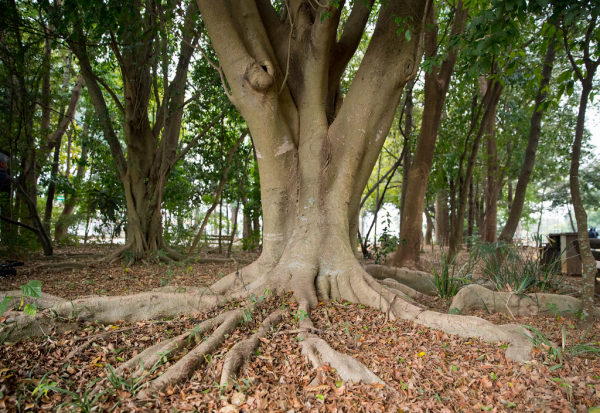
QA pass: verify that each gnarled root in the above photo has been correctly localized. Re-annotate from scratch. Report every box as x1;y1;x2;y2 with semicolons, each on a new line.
300;337;385;385
295;300;386;386
1;311;80;342
450;284;600;318
0;289;252;342
364;278;534;362
364;264;437;295
137;308;244;398
220;309;284;386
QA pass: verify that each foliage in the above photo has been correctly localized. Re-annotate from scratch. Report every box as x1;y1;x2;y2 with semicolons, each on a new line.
0;280;43;317
471;241;564;294
432;253;475;300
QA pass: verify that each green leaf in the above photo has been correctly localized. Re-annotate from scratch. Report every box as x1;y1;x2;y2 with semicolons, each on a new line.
317;394;325;401
23;304;37;317
21;280;42;298
405;30;412;42
0;297;11;316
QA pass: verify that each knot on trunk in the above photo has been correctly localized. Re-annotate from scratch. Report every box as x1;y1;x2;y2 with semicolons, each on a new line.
245;60;275;93
401;57;416;82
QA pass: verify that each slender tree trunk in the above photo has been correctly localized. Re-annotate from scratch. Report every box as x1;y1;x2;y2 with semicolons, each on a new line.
468;179;474;238
391;1;468;267
188;131;248;254
569;80;597;328
399;80;414;224
567;207;576;233
55;144;88;240
43;142;61;233
424;208;433;246
449;80;503;258
483;86;501;243
536;186;546;247
499;38;556;243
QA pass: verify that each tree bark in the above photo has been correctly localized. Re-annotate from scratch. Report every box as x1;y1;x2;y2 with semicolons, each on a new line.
399;80;414;224
568;79;597;328
483;84;501;243
391;1;468;267
198;0;427;301
467;179;474;238
498;38;556;243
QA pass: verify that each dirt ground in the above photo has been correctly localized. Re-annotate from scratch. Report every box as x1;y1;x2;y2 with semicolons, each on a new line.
0;245;599;412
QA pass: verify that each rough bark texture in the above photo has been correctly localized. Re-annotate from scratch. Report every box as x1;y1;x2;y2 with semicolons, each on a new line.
391;1;468;267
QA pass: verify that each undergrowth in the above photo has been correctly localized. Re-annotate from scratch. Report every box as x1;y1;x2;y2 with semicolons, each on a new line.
471;240;564;294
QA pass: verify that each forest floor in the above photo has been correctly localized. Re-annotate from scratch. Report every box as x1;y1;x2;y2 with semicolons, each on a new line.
0;245;599;412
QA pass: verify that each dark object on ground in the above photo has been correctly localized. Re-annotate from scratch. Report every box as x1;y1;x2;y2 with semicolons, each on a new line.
0;260;24;278
590;227;599;239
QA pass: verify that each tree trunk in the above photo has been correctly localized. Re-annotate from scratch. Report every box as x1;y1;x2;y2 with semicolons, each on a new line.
467;179;474;238
391;1;468;267
399;80;414;224
65;1;203;261
498;38;556;243
483;85;501;243
424;208;433;246
434;190;450;247
569;80;597;328
449;80;503;258
55;144;88;241
43;142;61;234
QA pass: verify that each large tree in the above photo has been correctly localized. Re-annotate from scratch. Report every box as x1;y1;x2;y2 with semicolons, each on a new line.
49;0;222;260
1;0;533;395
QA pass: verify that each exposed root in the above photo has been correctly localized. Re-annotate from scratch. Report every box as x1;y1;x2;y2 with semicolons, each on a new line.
364;264;437;295
1;311;80;342
378;278;429;301
192;257;254;265
300;337;385;385
1;289;253;341
137;308;244;398
450;284;600;318
30;261;90;272
0;291;63;311
295;300;386;386
220;309;284;386
382;288;533;362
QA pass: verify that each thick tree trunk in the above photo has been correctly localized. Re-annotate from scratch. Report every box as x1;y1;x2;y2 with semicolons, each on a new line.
498;39;556;243
391;1;468;267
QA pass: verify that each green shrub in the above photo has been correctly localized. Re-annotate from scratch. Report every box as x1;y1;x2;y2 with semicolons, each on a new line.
471;241;564;294
432;253;474;299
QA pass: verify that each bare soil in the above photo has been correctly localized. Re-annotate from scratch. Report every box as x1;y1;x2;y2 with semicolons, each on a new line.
0;246;599;412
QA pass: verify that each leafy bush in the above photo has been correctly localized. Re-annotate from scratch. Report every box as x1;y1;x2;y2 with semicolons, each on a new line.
373;226;398;264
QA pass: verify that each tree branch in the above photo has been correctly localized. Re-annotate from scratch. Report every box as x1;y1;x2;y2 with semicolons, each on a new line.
0;215;38;233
